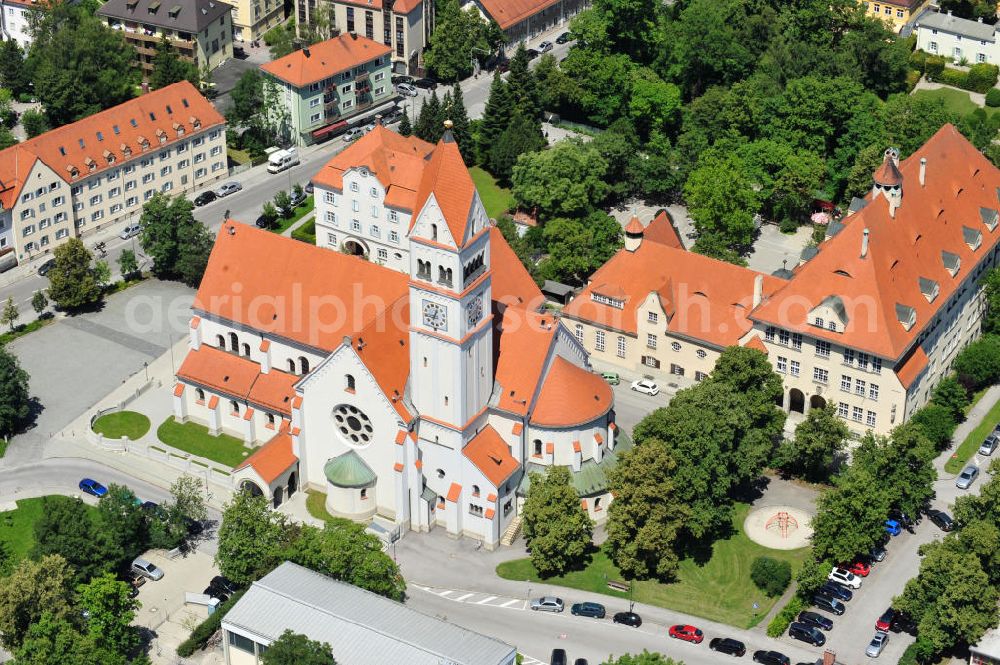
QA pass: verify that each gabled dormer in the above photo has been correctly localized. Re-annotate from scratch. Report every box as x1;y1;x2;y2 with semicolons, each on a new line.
918;277;939;303
809;295;849;333
895;303;917;331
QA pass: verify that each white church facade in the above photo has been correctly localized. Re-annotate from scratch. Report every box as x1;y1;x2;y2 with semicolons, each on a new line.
171;126;622;548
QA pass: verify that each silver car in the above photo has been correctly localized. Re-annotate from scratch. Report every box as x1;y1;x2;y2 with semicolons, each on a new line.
866;632;889;658
343;128;365;142
956;464;979;489
396;83;417;97
214;181;242;197
530;596;564;612
131;557;164;581
979;433;999;456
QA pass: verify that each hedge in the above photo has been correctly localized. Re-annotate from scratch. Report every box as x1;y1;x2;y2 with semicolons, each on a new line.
176;590;246;657
906;69;921;93
929;63;1000;94
766;596;805;638
925;55;946;78
909;49;928;73
987;88;1000;107
967;63;1000;93
751;556;793;597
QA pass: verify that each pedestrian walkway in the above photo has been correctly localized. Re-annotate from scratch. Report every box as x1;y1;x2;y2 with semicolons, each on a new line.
936;384;1000;476
281;213;315;238
412;584;528;611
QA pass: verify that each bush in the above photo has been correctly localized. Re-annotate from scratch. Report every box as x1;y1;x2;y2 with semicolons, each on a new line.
176;590;245;657
967;63;999;93
766;596;805;637
938;67;969;88
778;218;798;234
909;49;928;73
925;55;946;79
987;88;1000;107
909;404;958;449
751;556;793;597
954;334;1000;391
905;69;922;93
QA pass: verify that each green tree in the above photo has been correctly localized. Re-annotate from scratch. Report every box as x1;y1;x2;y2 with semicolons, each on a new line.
46;238;102;309
228;70;264;128
628;67;681;137
488;111;545;184
150;37;199;88
684;152;759;263
937;0;997;20
423;0;489;81
810;467;889;562
31;496;110;585
139;192;214;287
795;557;833;598
908;404;957;450
511;140;610;220
216;490;292;586
0;40;30;96
20;110;49;138
606;438;690;581
953;334;1000;391
521;466;593;577
14;612;126;665
93;259;111;290
414;90;443;143
931;375;970;422
398;111;412;137
30;290;48;318
274;190;294;219
750;556;792;597
445;82;473;163
507;44;541;120
97;484;149;567
0;555;75;649
77;573;140;655
261;630;334;665
478;73;513;165
1;296;18;332
0;346;30;438
118;249;139;279
775;404;848;481
536;211;621;285
601;652;683;665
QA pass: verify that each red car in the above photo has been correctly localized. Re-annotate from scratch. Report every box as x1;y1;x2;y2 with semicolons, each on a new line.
876;608;896;632
669;624;705;644
841;560;871;577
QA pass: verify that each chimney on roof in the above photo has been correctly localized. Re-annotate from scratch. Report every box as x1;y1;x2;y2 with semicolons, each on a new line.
919;157;927;186
872;147;902;211
752;274;763;309
303;46;310;57
350;31;357;39
861;228;870;258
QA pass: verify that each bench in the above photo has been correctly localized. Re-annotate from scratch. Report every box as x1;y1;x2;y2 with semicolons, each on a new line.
607;580;630;592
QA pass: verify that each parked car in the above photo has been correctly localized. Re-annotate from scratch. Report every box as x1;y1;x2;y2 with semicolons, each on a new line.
289;188;307;207
119;223;141;240
752;651;790;665
214;181;242;197
875;608;896;632
555;31;571;44
194;190;217;206
869;545;887;562
979;433;999;456
884;519;901;536
797;611;834;631
841;560;871;577
531;596;564;612
131;557;163;581
255;213;275;229
525;48;540;60
956;464;979;489
570;602;606;618
37;258;56;276
538;40;554;52
203;575;238;601
551;649;568;665
812;593;846;616
866;632;889;658
888;508;916;529
573;660;588;665
304;182;314;194
396;83;418;97
630;378;659;396
612;611;642;627
819;581;853;602
828;567;862;589
788;622;826;647
668;624;704;644
708;638;746;657
391;74;414;85
381;108;404;125
890;611;917;634
413;77;438;89
601;371;620;385
343;128;365;142
926;508;954;532
78;478;108;498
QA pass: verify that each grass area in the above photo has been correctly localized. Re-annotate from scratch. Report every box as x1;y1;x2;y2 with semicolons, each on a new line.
156;417;254;468
945;394;1000;473
92;411;151;440
966;386;989;415
306;489;335;522
0;497;99;567
291;218;316;244
0;315;54;345
227;147;252;164
912;87;1000;118
470;166;514;219
496;503;810;629
0;438;7;458
270;196;315;234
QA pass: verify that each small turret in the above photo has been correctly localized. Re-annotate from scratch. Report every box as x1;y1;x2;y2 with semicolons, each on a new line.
624;215;644;252
872;147;903;215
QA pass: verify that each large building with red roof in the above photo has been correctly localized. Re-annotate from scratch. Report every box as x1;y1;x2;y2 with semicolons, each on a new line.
464;0;589;43
172;126;621;548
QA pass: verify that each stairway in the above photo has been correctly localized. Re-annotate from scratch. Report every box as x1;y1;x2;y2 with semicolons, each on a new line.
500;514;523;547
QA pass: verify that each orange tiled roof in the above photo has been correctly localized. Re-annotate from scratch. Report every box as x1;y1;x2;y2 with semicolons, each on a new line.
477;0;562;29
463;425;519;487
624;216;644;234
446;482;462;502
752;125;1000;360
874;153;903;187
896;346;928;389
412;136;478;246
177;345;298;415
311;125;434;212
235;430;297;483
260;34;391;88
489;226;544;310
530;356;612;428
564;239;781;346
194;221;408;352
643;210;682;249
354;297;412;422
743;334;767;354
494;308;559;416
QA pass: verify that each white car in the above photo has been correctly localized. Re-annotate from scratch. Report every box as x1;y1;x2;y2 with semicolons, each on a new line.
214;181;242;197
828;567;862;589
396;83;417;97
538;40;554;52
343;128;365;142
630;379;659;396
866;631;889;658
529;596;564;612
119;223;140;239
131;557;164;581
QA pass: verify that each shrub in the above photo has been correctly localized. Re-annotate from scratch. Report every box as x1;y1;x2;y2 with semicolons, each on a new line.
987;88;1000;107
905;69;922;93
909;49;928;73
751;556;793;597
925;55;946;79
779;218;798;234
766;596;805;637
967;63;999;93
939;67;969;88
176;590;245;657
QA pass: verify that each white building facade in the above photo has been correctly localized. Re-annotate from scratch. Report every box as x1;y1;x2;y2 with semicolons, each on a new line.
915;10;1000;64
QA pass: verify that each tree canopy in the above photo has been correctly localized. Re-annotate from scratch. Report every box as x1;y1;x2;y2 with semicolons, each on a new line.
0;346;31;438
261;630;335;665
139;192;214;286
46;238;102;310
522;466;593;577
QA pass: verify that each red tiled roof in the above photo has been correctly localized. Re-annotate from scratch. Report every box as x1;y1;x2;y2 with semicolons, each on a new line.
743;334;767;354
477;0;562;29
353;297;412;422
644;210;682;249
530;357;613;428
489;226;544;310
177;345;298;415
494;308;559;415
173;383;185;397
624;216;644;234
248;369;299;415
874;154;903;187
896;346;928;389
260;34;391;87
235;431;297;483
463;425;519;487
412;137;478;246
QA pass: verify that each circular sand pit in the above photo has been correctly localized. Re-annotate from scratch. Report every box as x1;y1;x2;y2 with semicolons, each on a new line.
744;505;813;550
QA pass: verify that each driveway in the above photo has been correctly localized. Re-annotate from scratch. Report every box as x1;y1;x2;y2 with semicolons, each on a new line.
746;224;812;275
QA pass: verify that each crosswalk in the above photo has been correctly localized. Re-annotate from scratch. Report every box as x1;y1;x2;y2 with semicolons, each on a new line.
412;584;528;611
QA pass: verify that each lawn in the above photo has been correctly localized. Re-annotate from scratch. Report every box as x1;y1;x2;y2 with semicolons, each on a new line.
945;394;1000;473
0;497;99;566
92;411;151;440
156;417;254;468
291;218;316;245
470;166;514;219
912;87;1000;118
270;196;315;235
306;489;335;522
0;316;54;345
496;503;810;629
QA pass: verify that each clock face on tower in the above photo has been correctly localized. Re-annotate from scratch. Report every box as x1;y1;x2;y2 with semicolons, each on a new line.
422;300;448;331
466;295;483;327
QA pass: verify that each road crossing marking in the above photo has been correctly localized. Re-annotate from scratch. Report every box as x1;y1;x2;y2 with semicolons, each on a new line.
476;596;497;604
413;584;525;611
454;593;474;601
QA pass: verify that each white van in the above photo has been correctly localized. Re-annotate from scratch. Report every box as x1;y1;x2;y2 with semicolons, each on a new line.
266;148;300;174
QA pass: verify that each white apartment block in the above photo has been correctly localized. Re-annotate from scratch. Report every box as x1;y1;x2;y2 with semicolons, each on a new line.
1;0;34;48
915;10;1000;64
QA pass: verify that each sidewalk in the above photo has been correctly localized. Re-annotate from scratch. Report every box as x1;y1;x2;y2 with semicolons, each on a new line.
935;384;1000;477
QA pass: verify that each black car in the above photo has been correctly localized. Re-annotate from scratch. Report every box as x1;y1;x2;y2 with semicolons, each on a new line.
927;508;954;532
203;575;238;601
812;593;845;616
255;214;274;229
290;189;307;207
391;74;414;85
525;48;540;60
550;649;567;665
819;581;853;602
570;601;606;618
753;650;790;665
891;610;918;634
381;108;403;125
194;191;217;206
555;31;571;44
888;508;916;530
612;611;642;627
37;258;56;276
573;660;588;665
797;610;834;631
413;77;438;89
304;182;314;194
788;622;826;647
709;637;746;657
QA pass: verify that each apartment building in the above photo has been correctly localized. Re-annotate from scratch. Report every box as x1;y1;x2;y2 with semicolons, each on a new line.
98;0;234;77
915;10;1000;64
1;0;33;48
0;81;227;264
860;0;927;32
260;33;395;146
465;0;588;44
295;0;430;74
217;0;281;41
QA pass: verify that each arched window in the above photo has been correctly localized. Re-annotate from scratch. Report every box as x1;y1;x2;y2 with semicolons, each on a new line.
346;374;356;391
430;223;438;241
299;356;309;374
241;343;250;356
230;400;239;415
533;439;542;456
360;488;368;500
195;388;205;402
229;332;238;351
216;334;225;347
287;359;296;373
266;413;275;427
472;484;480;497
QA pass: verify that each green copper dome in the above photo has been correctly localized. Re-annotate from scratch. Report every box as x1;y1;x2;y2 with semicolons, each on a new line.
324;451;377;489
